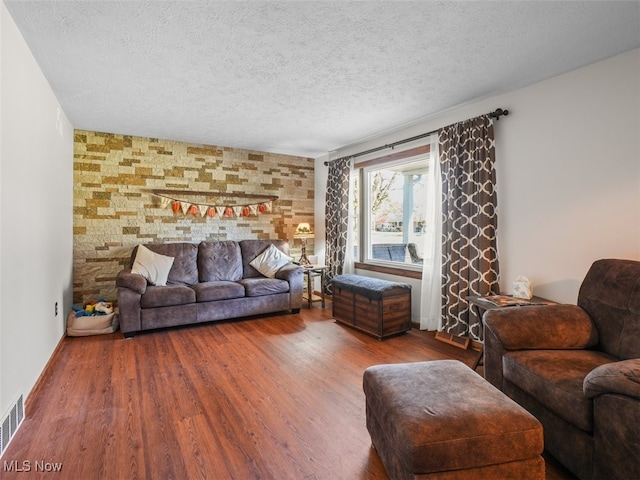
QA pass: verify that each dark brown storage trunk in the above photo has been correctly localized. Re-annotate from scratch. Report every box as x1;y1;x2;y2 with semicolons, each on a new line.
333;284;411;340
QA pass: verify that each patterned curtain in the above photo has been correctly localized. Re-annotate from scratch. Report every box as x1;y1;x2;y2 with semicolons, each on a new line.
324;157;352;294
439;115;500;341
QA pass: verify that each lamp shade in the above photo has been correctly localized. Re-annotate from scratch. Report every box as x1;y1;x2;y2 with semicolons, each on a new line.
294;223;314;238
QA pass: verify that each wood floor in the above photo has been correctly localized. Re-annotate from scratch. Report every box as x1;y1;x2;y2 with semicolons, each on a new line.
3;306;574;479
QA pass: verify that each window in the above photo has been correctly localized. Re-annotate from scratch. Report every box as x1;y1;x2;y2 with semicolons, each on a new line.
352;144;432;273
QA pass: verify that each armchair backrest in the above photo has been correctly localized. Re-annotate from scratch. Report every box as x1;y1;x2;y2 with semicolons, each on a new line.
577;259;640;360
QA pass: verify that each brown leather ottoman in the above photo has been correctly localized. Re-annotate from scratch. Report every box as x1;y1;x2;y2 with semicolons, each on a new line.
363;359;544;479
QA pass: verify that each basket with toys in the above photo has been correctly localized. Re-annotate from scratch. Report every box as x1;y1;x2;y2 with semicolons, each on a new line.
66;299;119;336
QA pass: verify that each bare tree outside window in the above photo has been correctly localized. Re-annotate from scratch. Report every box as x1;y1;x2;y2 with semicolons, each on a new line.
371;172;397;215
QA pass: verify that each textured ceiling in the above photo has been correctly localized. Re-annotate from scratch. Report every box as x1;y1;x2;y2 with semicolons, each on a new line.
5;1;640;158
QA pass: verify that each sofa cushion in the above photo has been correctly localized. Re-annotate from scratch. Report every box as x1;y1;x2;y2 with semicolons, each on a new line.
191;281;245;302
131;244;174;286
240;240;290;278
503;349;616;432
238;277;290;297
140;284;196;308
139;243;199;286
198;241;243;282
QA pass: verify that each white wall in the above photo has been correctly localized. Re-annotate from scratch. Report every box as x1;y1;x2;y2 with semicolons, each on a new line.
1;3;73;416
314;48;640;317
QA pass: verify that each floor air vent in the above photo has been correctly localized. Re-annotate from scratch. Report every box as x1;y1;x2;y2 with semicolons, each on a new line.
0;394;24;457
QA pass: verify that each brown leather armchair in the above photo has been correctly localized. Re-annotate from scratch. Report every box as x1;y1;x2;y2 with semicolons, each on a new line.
484;259;640;480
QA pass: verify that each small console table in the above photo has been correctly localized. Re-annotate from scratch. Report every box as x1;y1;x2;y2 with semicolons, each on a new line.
467;295;556;370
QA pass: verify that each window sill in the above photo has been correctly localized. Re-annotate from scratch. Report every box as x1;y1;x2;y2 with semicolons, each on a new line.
354;262;422;279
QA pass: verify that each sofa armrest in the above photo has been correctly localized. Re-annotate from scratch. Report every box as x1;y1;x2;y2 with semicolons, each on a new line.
116;269;147;295
275;263;304;310
484;304;598;350
275;263;303;282
116;269;145;336
584;359;640;399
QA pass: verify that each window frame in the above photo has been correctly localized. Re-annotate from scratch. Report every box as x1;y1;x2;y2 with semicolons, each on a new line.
352;143;432;278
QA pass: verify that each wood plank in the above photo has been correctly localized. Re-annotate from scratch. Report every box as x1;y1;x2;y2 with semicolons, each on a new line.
332;288;355;325
435;331;471;349
1;307;573;480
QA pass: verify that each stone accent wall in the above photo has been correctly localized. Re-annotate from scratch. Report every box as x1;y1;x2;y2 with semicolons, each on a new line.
73;130;314;305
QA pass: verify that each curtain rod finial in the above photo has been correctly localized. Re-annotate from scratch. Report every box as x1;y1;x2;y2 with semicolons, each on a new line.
489;108;509;120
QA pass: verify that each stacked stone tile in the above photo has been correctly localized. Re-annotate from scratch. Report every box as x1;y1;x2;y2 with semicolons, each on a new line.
74;130;314;305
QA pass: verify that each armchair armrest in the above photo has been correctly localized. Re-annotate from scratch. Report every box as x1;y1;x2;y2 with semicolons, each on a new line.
484;304;598;390
484;304;598;350
584;359;640;399
116;269;147;295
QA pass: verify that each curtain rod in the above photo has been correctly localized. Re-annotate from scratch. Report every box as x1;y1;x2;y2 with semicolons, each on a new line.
324;108;509;166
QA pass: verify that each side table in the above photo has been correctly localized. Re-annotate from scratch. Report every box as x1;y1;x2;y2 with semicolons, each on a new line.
467;295;556;370
302;265;329;308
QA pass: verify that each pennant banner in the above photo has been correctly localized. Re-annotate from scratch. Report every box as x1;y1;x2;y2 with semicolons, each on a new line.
155;194;275;220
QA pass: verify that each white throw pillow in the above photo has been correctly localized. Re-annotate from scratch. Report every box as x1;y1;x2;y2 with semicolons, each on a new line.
249;244;292;278
131;244;175;286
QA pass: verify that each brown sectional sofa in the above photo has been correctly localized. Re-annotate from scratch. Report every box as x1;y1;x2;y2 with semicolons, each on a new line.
116;239;303;337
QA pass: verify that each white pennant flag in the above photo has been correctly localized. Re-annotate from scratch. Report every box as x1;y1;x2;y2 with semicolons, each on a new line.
181;202;190;214
265;200;272;212
215;206;226;217
160;197;171;209
198;205;208;217
249;204;258;215
232;206;243;217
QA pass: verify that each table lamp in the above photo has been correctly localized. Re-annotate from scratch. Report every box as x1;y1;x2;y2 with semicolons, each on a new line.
294;223;315;266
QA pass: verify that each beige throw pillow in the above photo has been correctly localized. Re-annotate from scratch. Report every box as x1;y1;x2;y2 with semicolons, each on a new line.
131;244;174;286
249;244;292;278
